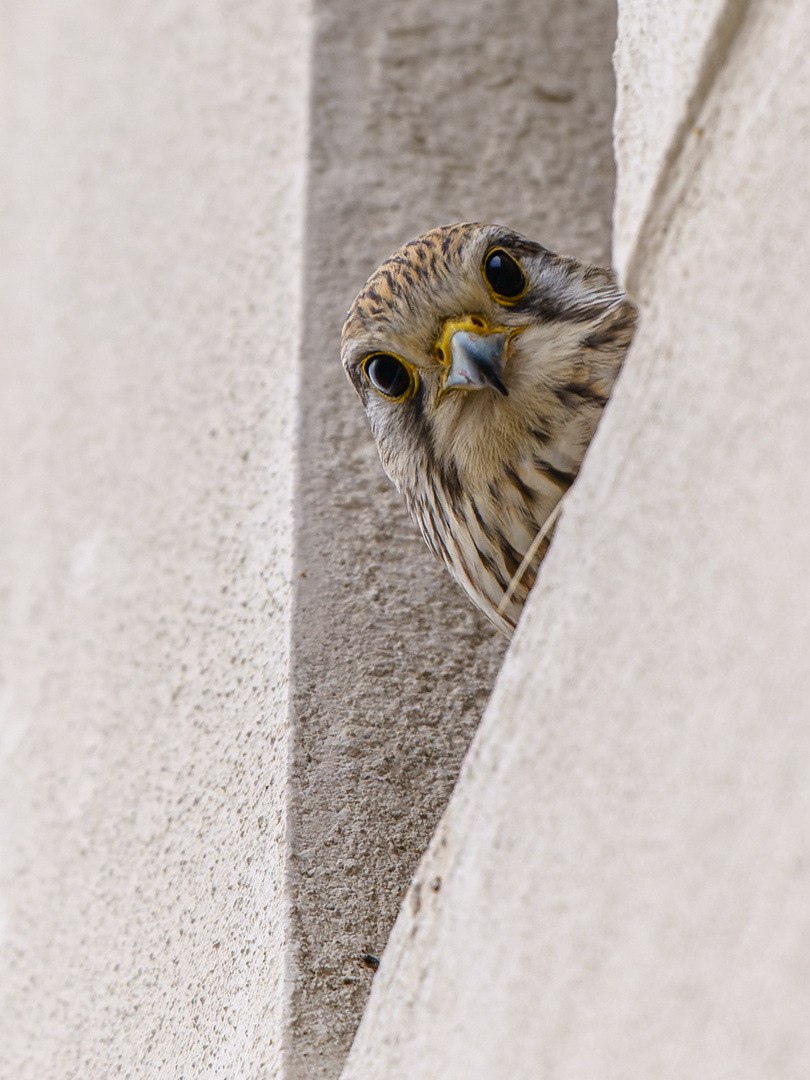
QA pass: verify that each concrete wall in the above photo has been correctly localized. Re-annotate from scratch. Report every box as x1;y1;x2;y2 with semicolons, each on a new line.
0;2;310;1076
0;0;618;1076
340;0;810;1077
6;0;804;1077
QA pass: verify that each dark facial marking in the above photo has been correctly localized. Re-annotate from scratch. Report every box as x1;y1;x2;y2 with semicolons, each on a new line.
438;460;464;513
582;308;636;350
531;456;577;488
469;496;497;542
472;540;509;593
495;532;523;580
504;464;537;505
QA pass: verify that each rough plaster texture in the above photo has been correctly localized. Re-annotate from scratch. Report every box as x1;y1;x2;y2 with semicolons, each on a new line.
612;0;738;275
341;0;810;1076
0;1;309;1076
287;1;619;1075
1;0;622;1074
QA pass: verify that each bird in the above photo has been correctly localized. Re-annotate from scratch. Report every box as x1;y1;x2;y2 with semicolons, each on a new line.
341;223;637;637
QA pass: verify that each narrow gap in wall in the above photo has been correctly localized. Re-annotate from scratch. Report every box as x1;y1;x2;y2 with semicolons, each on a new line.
285;1;620;1076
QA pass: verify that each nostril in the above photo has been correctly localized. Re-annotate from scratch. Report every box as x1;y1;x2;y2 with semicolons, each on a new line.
471;316;485;328
436;346;445;362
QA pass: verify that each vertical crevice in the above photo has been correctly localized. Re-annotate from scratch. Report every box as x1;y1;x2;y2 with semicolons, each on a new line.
285;1;619;1075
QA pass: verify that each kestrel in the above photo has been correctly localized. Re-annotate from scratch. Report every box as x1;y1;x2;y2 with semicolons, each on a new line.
342;223;636;636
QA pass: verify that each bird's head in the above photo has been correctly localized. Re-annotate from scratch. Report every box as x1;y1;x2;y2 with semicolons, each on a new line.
341;222;634;497
341;223;637;633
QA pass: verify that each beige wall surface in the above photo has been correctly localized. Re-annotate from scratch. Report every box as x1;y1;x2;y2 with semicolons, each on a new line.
6;0;806;1076
0;0;620;1075
341;0;810;1076
0;1;310;1076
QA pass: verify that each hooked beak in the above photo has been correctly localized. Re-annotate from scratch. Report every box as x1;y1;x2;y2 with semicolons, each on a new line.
436;317;515;398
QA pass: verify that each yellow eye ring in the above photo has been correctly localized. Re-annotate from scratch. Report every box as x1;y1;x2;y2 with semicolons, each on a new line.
482;247;528;304
363;352;418;401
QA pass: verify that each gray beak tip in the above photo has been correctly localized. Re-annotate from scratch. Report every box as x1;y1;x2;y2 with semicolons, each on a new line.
447;329;508;397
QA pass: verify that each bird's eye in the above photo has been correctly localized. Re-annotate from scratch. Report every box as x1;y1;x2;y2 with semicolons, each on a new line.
483;248;527;301
364;353;415;400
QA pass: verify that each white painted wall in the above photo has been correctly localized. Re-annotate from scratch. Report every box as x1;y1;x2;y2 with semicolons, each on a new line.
0;2;310;1075
340;0;810;1076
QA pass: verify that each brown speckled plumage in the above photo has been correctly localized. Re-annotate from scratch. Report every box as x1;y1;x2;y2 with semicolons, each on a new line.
342;223;636;636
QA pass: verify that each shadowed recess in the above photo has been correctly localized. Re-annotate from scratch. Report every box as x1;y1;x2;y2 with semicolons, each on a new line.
286;0;619;1075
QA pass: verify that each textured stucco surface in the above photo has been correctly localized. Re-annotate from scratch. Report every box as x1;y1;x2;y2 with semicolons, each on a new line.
1;0;622;1074
9;0;798;1075
341;0;810;1076
0;1;310;1076
287;1;619;1075
612;0;743;275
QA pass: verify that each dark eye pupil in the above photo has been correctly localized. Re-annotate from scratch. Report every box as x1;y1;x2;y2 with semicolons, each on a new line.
366;354;411;398
484;249;526;298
